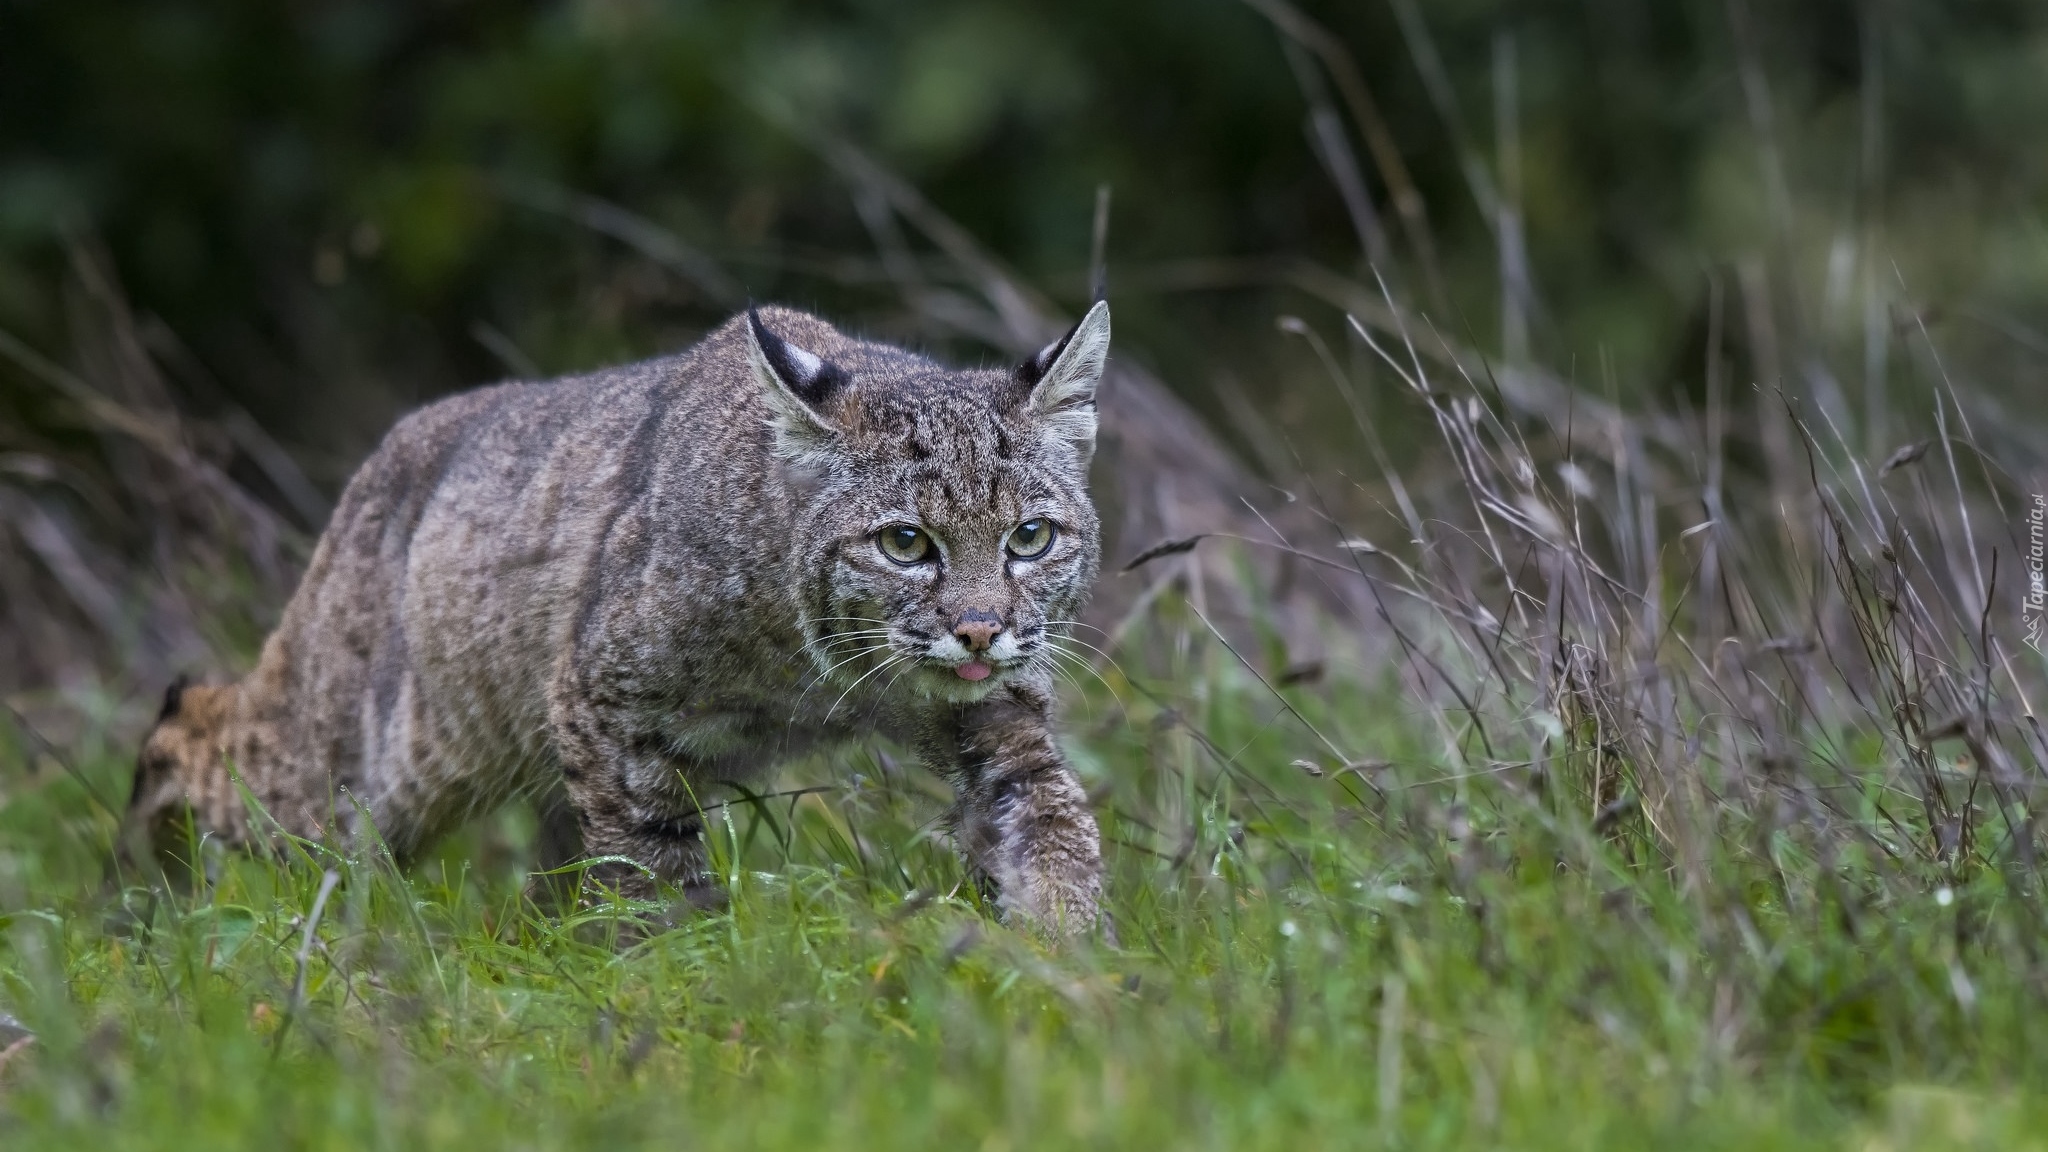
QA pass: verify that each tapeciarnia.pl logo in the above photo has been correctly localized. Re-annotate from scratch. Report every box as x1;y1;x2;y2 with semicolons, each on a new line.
2028;493;2046;653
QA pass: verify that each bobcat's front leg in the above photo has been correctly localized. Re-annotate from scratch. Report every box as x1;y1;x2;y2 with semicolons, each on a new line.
947;685;1104;937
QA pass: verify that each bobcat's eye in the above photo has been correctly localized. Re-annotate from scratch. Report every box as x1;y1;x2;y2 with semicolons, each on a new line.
877;524;933;565
1007;518;1055;560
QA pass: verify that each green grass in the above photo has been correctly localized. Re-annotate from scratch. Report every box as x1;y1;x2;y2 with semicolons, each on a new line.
3;627;2044;1152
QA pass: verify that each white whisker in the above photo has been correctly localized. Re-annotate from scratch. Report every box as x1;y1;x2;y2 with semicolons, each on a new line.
1044;639;1131;712
1042;657;1086;697
788;642;895;722
816;643;889;675
1047;632;1136;683
875;656;922;701
813;631;895;650
825;651;914;721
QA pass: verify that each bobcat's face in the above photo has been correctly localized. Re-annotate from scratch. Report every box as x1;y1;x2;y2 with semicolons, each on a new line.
805;401;1099;703
749;305;1109;703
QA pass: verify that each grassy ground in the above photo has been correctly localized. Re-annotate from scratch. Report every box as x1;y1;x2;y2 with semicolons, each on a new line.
2;254;2042;1147
1;607;2043;1151
4;4;2043;1143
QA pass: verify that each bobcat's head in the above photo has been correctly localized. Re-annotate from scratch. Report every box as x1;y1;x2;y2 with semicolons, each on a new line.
750;303;1109;703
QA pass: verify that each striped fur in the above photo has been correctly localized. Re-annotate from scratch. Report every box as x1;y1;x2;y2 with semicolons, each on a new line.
127;305;1110;934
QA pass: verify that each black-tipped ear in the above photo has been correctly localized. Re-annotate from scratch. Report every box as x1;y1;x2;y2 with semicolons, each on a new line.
1018;328;1072;388
1014;301;1109;453
745;306;850;456
748;306;846;411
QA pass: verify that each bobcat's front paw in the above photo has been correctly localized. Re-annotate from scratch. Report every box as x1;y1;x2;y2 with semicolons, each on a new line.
1002;859;1106;940
990;781;1106;940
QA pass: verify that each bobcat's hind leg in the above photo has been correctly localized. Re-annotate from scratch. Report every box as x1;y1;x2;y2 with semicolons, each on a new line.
521;784;586;912
548;696;723;913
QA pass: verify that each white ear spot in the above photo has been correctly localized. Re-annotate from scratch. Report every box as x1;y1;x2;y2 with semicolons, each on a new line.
785;342;824;381
745;307;845;459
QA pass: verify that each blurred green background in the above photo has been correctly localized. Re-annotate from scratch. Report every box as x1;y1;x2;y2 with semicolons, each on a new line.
1;0;2046;688
7;0;2046;454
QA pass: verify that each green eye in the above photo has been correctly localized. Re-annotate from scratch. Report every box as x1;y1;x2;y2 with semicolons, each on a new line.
1007;518;1055;559
878;524;933;565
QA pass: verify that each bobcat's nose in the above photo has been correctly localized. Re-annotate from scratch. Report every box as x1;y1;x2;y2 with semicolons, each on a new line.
953;609;1004;653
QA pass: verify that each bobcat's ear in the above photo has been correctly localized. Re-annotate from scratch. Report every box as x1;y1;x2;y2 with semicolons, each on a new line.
746;306;847;455
1016;301;1109;454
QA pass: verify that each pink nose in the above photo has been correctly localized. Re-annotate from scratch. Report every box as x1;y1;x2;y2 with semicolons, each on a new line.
954;609;1003;652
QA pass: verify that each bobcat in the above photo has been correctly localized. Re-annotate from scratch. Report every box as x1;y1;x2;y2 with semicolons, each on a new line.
128;303;1112;934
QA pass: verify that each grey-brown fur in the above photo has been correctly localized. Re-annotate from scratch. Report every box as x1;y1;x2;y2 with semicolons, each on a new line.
128;304;1111;934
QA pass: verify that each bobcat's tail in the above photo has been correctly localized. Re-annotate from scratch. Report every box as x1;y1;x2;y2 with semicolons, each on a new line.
123;676;246;872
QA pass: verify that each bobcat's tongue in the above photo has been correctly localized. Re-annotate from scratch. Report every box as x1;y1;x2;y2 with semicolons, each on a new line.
955;660;991;682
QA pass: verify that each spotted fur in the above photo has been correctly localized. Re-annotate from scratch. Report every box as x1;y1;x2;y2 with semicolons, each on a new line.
126;303;1112;934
